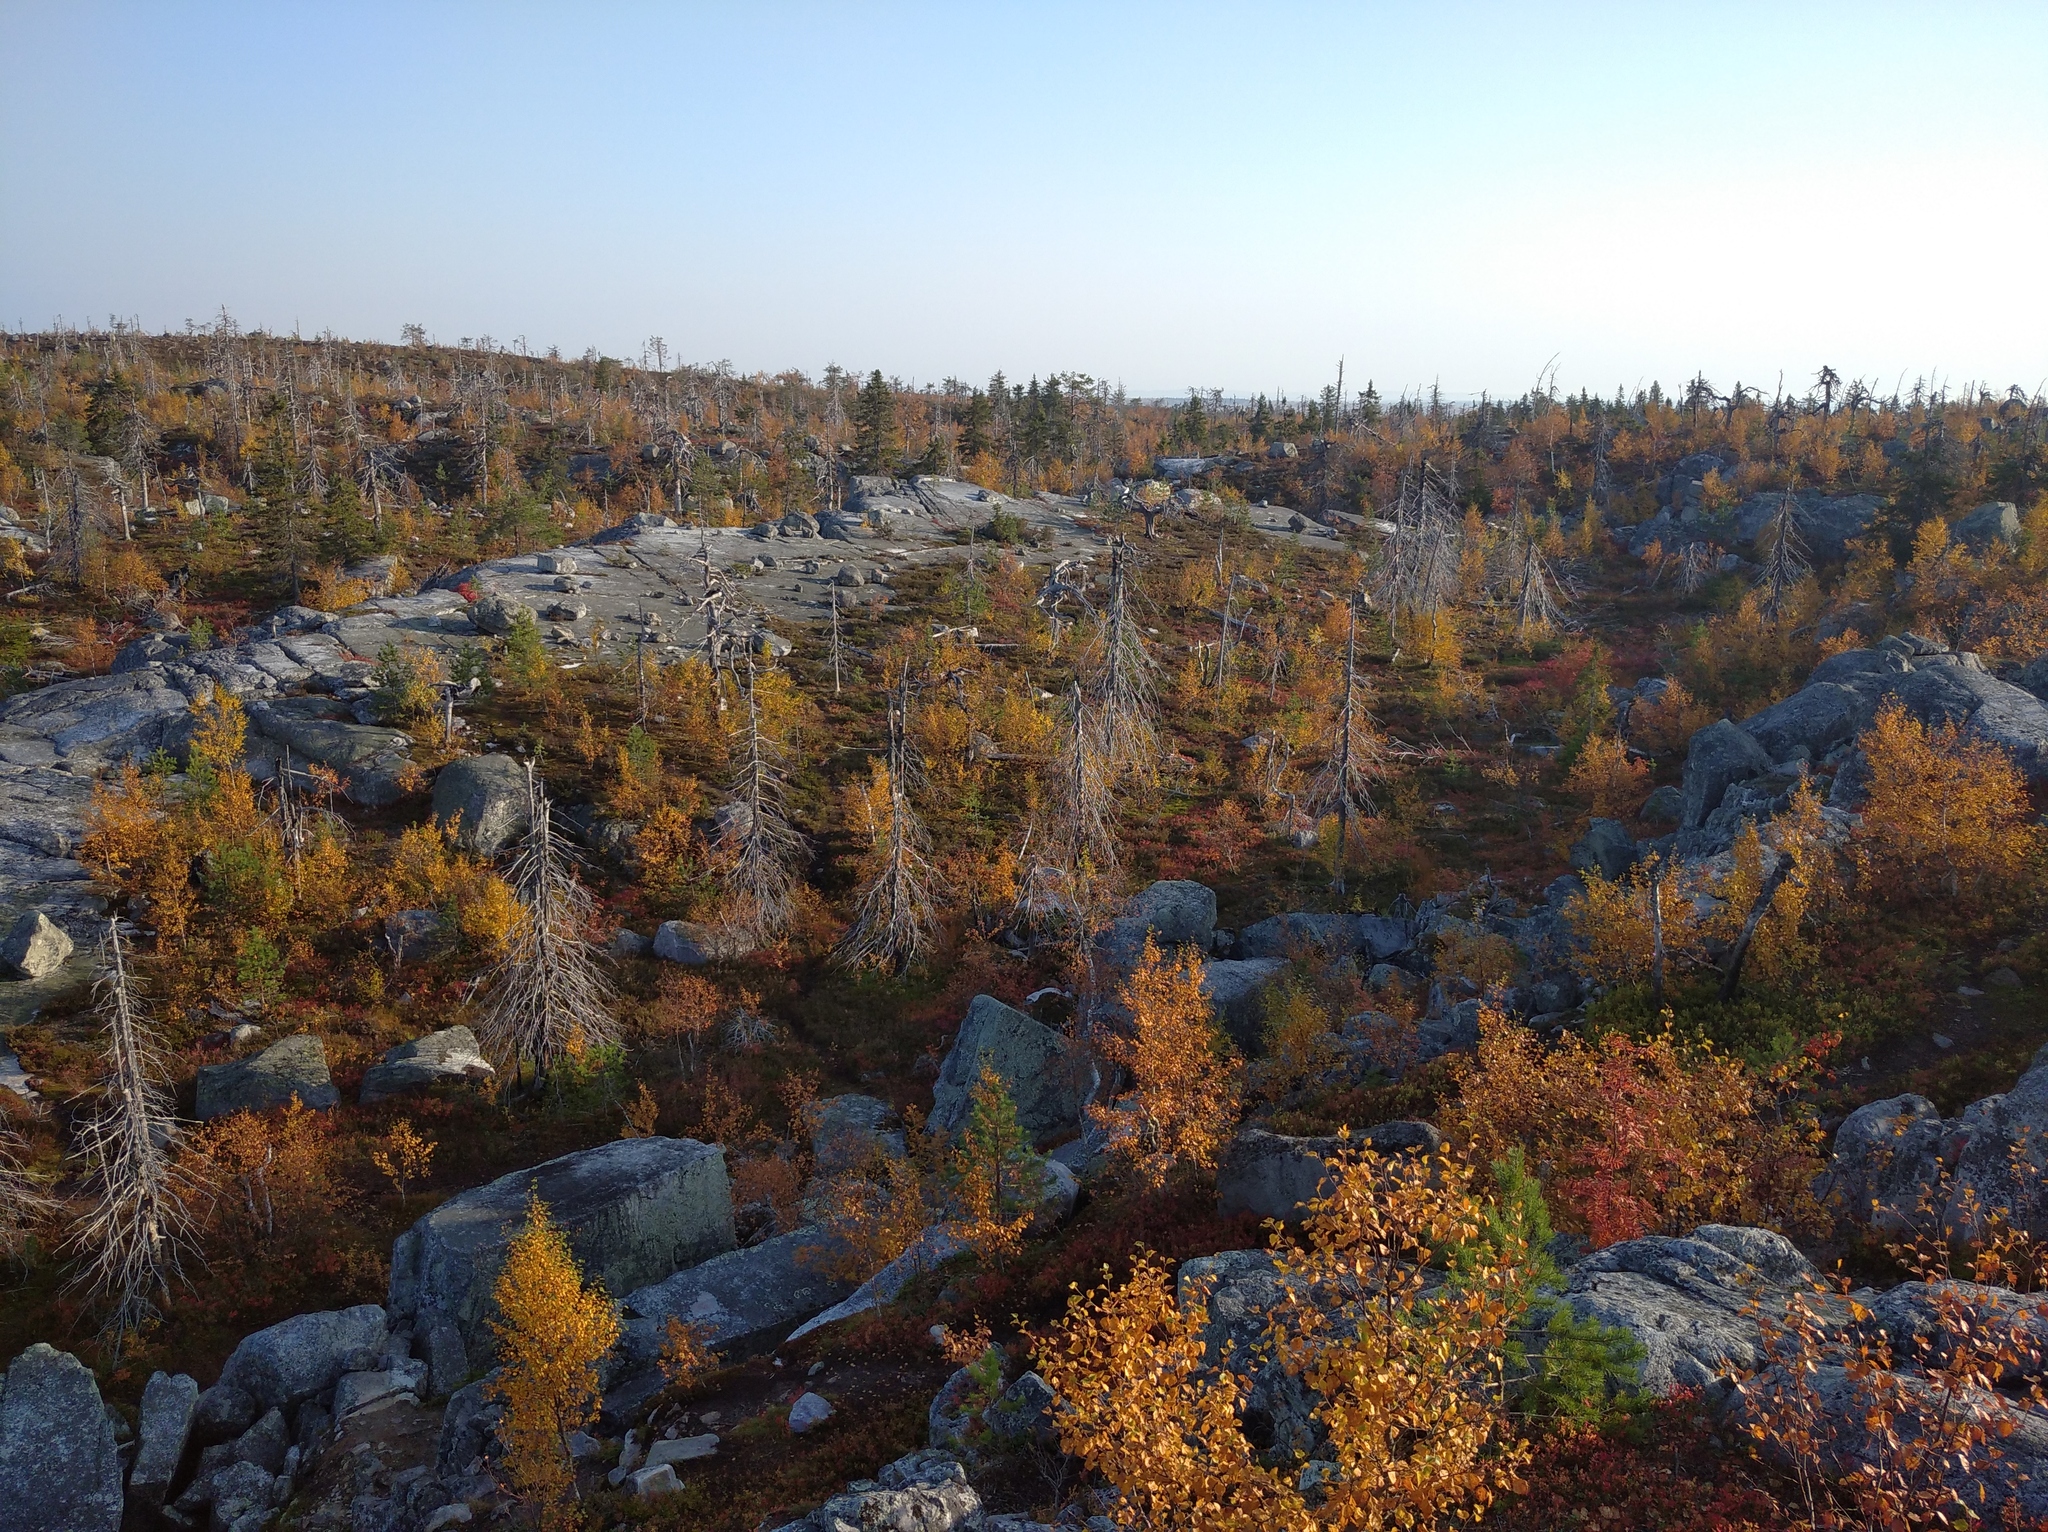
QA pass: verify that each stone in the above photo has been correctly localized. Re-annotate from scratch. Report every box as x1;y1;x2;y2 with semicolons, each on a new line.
1741;681;1865;763
926;995;1092;1145
1;910;72;978
983;1370;1056;1442
1216;1123;1442;1222
1824;1093;1945;1232
191;1382;258;1444
810;1093;906;1175
205;1458;276;1529
773;1453;980;1532
1562;1225;1818;1397
1729;491;1883;560
1568;818;1638;881
1942;1043;2048;1241
1954;500;2021;552
1640;783;1684;823
231;1407;289;1473
1201;957;1290;1048
217;1306;389;1412
629;1463;683;1497
422;1507;473;1532
382;908;447;960
536;552;579;575
1236;911;1364;961
1121;879;1217;949
1679;719;1773;830
421;1321;467;1398
784;1227;967;1343
341;554;402;596
833;565;866;587
787;1392;834;1433
1988;966;2024;988
644;1433;719;1467
129;1371;199;1510
612;928;650;958
430;753;531;856
435;1379;501;1479
388;1136;735;1356
467;591;535;636
618;1226;858;1363
332;1366;426;1420
651;919;756;964
0;1343;124;1532
359;1026;495;1105
194;1033;339;1119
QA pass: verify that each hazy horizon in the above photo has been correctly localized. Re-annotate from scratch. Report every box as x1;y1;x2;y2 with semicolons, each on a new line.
4;2;2043;401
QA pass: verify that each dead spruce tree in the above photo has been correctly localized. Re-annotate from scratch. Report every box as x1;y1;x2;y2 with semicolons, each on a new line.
1305;594;1393;894
1754;490;1810;621
1370;459;1464;641
835;670;939;973
1492;519;1567;639
1084;536;1158;781
718;655;805;941
473;763;617;1093
65;920;199;1353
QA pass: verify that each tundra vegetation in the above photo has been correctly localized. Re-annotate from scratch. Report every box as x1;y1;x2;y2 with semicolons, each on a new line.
0;321;2045;1529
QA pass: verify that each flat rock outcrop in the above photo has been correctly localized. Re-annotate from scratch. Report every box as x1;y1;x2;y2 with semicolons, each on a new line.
388;1136;735;1354
618;1226;857;1363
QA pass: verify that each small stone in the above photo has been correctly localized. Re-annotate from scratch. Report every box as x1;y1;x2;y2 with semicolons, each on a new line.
629;1463;682;1498
422;1507;472;1532
565;1430;604;1460
696;1410;720;1426
808;1361;825;1377
1933;1033;1955;1049
788;1392;833;1433
1987;967;2023;988
1956;986;1985;999
644;1433;718;1467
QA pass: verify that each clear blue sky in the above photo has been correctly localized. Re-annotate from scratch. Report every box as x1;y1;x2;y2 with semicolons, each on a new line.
3;3;2043;401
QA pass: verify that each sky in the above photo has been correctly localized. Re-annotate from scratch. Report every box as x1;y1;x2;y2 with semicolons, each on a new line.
2;2;2044;402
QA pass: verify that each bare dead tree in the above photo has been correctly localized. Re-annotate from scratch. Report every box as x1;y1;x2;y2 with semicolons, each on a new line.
472;763;618;1093
1492;521;1567;639
835;670;939;972
1370;459;1464;638
1035;555;1093;651
717;655;805;941
1754;490;1811;621
1304;594;1392;894
64;921;201;1354
1675;540;1718;594
1083;536;1156;780
0;1124;53;1269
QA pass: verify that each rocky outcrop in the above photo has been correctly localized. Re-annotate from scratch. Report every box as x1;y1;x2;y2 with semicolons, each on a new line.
927;995;1092;1146
651;919;756;964
1569;818;1637;880
215;1305;390;1412
767;1448;984;1532
1097;879;1218;966
1561;1225;1819;1397
810;1093;905;1174
0;1343;124;1532
1954;500;2021;552
430;753;531;856
387;1136;735;1355
194;1033;339;1119
1215;1123;1441;1222
1826;1044;2048;1242
1234;911;1414;963
617;1226;858;1364
358;1026;495;1104
1201;956;1289;1048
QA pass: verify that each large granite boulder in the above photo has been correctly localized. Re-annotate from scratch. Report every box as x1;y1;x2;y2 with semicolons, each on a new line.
618;1226;859;1364
1823;1092;1946;1231
0;910;72;978
359;1026;495;1104
215;1305;390;1412
431;753;531;856
1097;879;1218;967
1562;1225;1819;1397
1954;500;2021;552
1201;956;1289;1048
1236;912;1361;961
768;1449;982;1532
810;1093;905;1175
388;1136;735;1355
1216;1123;1442;1222
242;702;418;806
1730;491;1883;560
651;919;756;964
927;995;1092;1145
468;591;536;636
0;1343;124;1532
0;666;209;767
128;1370;199;1511
194;1033;339;1119
1679;719;1773;830
1568;818;1637;880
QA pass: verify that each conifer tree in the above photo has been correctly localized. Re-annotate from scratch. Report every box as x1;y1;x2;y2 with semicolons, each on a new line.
947;1063;1042;1266
850;369;898;475
718;655;804;940
836;671;939;973
1754;489;1810;621
473;763;618;1093
1306;594;1392;894
253;394;312;602
65;920;200;1354
1084;536;1157;784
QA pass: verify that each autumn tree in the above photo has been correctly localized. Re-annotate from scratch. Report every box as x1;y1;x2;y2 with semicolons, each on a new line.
1851;699;2041;922
1084;536;1157;783
1036;1145;1541;1531
835;670;939;973
473;763;618;1094
1305;593;1392;893
717;656;805;941
485;1191;620;1522
65;921;201;1353
1091;935;1241;1188
945;1063;1043;1267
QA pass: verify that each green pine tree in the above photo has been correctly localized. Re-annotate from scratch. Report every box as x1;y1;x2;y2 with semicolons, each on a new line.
850;370;899;475
957;389;993;461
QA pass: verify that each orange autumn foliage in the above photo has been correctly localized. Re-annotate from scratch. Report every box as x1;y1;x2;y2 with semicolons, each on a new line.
1091;935;1243;1188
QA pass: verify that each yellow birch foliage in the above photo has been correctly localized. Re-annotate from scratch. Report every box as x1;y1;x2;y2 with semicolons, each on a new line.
1851;700;2041;913
1563;854;1707;988
1562;733;1649;820
1092;936;1242;1188
1036;1146;1535;1531
485;1191;620;1521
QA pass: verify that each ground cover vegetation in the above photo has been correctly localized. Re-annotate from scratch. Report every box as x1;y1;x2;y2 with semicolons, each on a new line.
0;319;2046;1527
